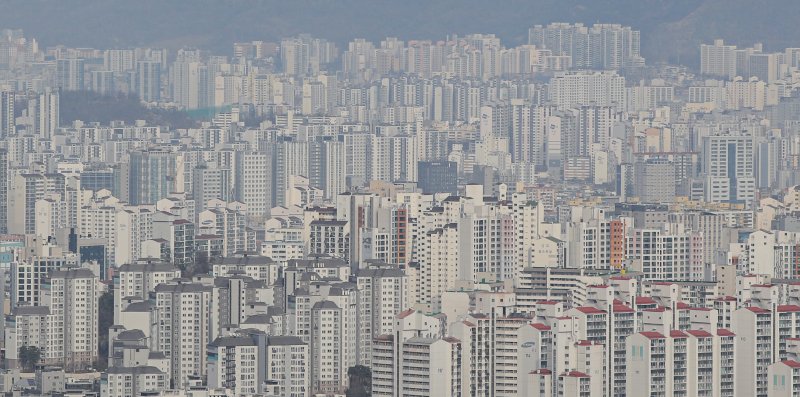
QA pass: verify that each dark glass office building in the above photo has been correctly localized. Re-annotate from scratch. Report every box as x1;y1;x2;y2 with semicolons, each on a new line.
417;161;457;195
81;169;115;193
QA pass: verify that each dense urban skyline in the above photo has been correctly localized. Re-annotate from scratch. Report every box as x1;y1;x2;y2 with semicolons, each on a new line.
2;3;800;397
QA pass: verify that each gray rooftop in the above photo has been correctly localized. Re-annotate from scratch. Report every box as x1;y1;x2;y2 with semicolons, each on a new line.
210;336;255;347
267;336;305;346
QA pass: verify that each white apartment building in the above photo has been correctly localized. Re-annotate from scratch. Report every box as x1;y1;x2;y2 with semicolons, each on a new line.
211;255;281;284
733;305;800;397
744;230;800;278
4;306;50;369
154;282;214;389
114;261;181;322
626;223;699;280
285;175;322;208
371;309;444;397
701;39;737;79
565;303;637;396
627;83;674;112
354;264;408;366
43;268;101;371
310;300;350;393
517;267;605;308
493;314;533;397
102;366;168;397
768;360;800;397
703;132;756;204
451;314;493;397
565;206;611;271
264;336;309;397
11;251;79;306
626;329;735;397
8;172;67;235
262;215;306;264
417;223;459;313
557;371;593;397
34;196;69;240
527;369;554;397
198;206;248;257
726;77;772;110
308;220;350;260
7;268;100;371
115;206;155;267
207;336;259;395
369;134;418;183
548;71;626;110
399;337;462;396
234;151;272;221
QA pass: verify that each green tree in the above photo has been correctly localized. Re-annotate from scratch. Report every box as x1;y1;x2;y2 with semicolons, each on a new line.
346;365;372;397
58;91;199;129
19;346;41;372
183;252;212;278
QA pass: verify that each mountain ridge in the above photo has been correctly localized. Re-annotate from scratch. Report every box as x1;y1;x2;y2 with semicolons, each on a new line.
0;0;795;66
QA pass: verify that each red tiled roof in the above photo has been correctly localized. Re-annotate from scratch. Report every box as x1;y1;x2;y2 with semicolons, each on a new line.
575;306;605;314
670;330;688;338
746;306;770;313
778;305;800;313
635;296;657;305
612;304;635;313
640;331;666;339
717;329;735;337
561;371;590;378
397;309;415;319
686;330;713;338
530;323;551;331
783;360;800;369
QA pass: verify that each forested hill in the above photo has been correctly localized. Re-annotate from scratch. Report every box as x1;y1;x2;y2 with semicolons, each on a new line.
58;91;198;129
